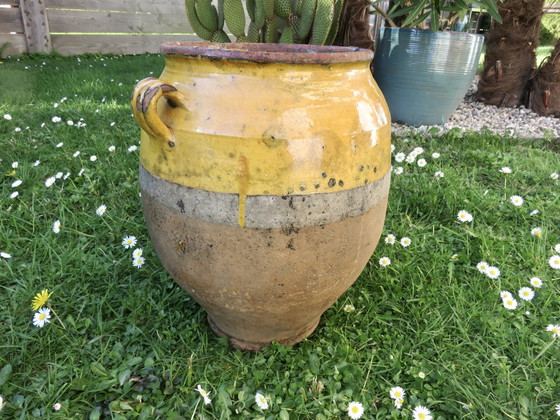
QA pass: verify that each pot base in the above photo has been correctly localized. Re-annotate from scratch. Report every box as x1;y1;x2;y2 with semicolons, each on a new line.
207;314;321;351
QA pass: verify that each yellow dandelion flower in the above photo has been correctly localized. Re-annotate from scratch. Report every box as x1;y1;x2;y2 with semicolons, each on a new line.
31;289;53;311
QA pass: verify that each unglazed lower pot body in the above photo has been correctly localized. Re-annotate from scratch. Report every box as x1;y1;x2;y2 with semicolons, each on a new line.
131;43;391;351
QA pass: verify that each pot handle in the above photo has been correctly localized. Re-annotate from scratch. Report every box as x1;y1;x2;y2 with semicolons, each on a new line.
131;77;188;146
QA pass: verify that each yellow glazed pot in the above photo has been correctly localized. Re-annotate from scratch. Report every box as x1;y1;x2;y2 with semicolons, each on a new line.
131;42;391;351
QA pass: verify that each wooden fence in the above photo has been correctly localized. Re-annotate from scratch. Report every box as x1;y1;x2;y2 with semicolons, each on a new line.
0;0;198;57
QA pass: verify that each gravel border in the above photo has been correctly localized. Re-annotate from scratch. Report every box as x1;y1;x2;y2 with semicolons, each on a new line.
391;77;560;139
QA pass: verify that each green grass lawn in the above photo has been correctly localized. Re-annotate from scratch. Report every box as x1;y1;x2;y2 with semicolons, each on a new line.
1;53;560;419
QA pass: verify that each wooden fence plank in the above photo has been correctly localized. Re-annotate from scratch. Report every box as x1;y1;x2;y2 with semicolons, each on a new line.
20;0;52;53
0;2;19;7
46;0;187;15
47;9;191;34
0;6;24;33
0;33;26;57
51;33;199;55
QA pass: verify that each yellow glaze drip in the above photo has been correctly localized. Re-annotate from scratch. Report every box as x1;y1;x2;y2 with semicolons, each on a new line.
138;55;391;196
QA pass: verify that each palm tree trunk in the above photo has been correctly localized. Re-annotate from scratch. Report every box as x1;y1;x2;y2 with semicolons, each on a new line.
477;0;545;107
334;0;374;51
529;39;560;116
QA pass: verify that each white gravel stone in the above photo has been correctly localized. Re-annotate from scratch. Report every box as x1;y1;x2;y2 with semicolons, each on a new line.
392;76;560;139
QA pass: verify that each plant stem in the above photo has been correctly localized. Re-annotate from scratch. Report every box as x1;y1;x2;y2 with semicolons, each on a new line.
371;4;397;28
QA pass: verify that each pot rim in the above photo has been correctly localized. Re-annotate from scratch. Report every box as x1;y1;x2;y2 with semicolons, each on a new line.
378;27;484;40
160;42;373;64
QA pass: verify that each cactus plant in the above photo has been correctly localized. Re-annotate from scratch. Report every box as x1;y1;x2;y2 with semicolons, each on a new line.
185;0;345;45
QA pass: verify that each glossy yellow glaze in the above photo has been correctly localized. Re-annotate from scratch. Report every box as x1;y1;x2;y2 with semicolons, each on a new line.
135;54;391;196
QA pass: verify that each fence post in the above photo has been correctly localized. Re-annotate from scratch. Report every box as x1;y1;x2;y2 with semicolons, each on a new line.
19;0;52;53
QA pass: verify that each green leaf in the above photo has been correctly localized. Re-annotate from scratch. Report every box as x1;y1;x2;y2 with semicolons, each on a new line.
401;1;429;28
0;364;12;386
118;369;131;386
89;407;102;420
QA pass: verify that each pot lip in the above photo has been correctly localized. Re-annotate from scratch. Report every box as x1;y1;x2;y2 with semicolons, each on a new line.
160;42;373;64
379;27;484;40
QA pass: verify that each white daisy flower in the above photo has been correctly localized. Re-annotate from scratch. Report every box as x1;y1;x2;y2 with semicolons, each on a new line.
530;209;539;216
96;205;107;216
550;172;559;180
431;152;440;159
393;166;404;175
128;145;138;152
11;180;22;188
412;405;432;420
413;147;424;155
500;291;513;300
343;304;355;313
389;386;405;400
122;236;137;249
503;297;518;310
45;177;56;187
53;403;62;411
390;144;396;153
33;160;40;166
73;151;80;157
78;168;85;176
51;116;62;123
555;403;560;416
255;392;268;410
531;227;542;238
90;155;97;162
385;234;396;245
132;248;143;258
518;287;535;301
555;244;560;253
510;195;524;206
530;277;543;288
549;255;560;269
347;401;364;419
379;257;391;267
55;172;63;179
9;191;19;199
53;220;61;234
434;171;444;178
457;210;473;223
485;266;501;279
195;385;211;405
394;398;404;409
400;237;412;247
476;261;489;274
67;120;74;126
418;372;426;379
499;167;512;174
546;324;560;338
394;152;405;162
417;158;427;167
3;114;12;120
108;145;116;152
12;161;18;168
405;154;416;164
132;256;145;268
56;142;64;148
33;307;51;327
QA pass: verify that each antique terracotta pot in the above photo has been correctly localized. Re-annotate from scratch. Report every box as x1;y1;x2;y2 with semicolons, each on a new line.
131;42;391;351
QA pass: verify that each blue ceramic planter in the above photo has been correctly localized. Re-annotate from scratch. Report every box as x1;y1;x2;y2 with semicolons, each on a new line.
373;28;484;126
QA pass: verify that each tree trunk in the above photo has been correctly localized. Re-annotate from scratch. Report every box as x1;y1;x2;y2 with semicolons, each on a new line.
529;40;560;117
477;0;545;107
334;0;374;51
